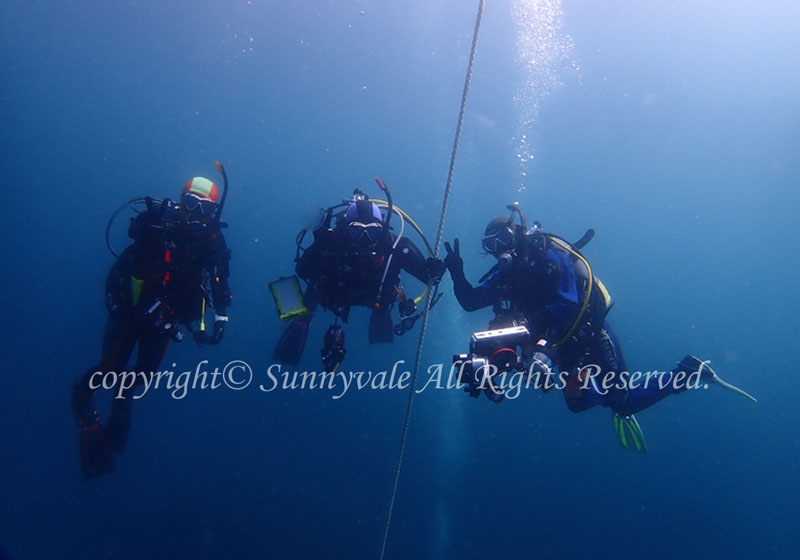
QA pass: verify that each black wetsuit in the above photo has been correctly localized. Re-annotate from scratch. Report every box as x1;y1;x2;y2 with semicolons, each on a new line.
297;228;430;317
72;198;232;462
273;220;440;367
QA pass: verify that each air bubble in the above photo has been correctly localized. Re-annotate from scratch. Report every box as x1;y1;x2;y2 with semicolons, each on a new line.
511;0;577;189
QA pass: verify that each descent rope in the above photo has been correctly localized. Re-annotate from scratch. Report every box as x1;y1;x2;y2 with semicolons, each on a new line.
378;1;486;558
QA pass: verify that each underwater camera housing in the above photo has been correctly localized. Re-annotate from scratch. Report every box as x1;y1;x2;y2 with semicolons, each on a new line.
452;325;530;402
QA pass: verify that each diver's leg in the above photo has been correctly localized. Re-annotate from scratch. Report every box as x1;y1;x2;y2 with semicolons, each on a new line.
562;322;628;413
563;368;605;413
612;356;715;416
71;311;137;426
71;311;137;479
106;329;171;453
586;323;707;416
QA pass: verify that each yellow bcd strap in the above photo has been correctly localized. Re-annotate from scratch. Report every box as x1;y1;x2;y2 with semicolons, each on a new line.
130;277;144;307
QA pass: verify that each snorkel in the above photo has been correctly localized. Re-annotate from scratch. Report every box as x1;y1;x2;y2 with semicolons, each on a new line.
495;202;527;267
214;160;229;223
374;177;393;234
373;177;393;249
369;178;397;310
506;201;526;230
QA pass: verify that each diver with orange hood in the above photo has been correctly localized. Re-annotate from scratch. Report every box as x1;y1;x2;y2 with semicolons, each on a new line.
71;164;233;479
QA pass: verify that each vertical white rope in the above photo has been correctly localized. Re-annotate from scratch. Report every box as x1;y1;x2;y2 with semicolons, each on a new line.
378;2;485;558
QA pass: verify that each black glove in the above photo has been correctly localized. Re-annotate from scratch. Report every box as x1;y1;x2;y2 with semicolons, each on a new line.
193;314;227;346
207;314;227;345
193;330;207;345
425;257;446;284
443;239;463;273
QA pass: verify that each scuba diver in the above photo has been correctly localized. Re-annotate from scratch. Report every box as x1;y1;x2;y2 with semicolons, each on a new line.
446;203;756;452
70;163;233;479
271;178;445;371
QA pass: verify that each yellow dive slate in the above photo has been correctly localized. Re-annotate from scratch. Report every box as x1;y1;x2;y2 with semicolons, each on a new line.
270;275;308;322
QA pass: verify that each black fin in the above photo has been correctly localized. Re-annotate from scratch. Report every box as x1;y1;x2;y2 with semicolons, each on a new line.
368;308;394;344
273;318;311;364
79;424;115;480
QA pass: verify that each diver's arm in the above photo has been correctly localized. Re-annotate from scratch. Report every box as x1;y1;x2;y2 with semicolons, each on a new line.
120;204;170;306
443;239;494;311
209;230;233;315
104;253;133;313
395;237;430;283
450;266;495;311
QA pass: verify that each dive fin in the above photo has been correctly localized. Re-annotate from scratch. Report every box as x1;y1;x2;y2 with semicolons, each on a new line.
368;307;394;344
106;398;132;454
273;318;310;365
612;413;648;454
679;355;758;404
712;374;758;404
79;423;115;480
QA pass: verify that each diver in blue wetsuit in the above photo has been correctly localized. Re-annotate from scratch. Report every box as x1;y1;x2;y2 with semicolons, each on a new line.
445;203;756;452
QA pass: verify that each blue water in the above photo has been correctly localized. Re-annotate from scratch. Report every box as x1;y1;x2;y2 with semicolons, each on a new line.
2;0;799;558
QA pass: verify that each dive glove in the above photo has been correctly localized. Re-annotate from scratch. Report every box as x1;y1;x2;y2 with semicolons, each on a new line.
426;257;446;284
443;239;463;272
195;314;227;346
208;314;227;345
